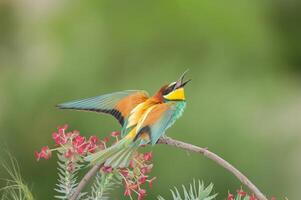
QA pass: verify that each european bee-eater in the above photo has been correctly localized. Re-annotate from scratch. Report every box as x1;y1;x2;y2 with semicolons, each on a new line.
57;71;190;168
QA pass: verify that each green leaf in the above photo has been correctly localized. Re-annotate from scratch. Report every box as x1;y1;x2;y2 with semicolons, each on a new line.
54;153;85;200
0;155;35;200
158;179;217;200
86;171;121;200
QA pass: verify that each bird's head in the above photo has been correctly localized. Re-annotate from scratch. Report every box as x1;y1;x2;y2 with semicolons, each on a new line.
161;70;191;102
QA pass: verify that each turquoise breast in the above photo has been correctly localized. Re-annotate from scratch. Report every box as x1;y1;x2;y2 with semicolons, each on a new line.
167;101;186;129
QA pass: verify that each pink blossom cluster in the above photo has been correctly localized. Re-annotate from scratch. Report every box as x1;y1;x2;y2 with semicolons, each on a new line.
34;146;51;161
35;124;106;163
35;124;156;200
101;151;155;200
227;188;276;200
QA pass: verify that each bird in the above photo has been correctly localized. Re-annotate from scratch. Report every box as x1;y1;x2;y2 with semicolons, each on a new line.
57;70;190;168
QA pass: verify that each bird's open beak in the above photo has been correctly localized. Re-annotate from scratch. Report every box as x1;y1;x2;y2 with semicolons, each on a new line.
175;69;191;89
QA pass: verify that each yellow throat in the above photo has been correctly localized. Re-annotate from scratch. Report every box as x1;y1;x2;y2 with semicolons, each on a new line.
164;88;185;100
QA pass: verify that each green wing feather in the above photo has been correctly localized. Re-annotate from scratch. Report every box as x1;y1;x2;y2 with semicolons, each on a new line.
57;90;148;125
84;136;139;168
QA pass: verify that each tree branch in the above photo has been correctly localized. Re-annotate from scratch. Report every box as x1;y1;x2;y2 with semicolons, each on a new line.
157;136;268;200
70;136;268;200
69;163;103;200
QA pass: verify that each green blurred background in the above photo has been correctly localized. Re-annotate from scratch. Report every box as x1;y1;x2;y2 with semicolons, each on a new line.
0;0;301;199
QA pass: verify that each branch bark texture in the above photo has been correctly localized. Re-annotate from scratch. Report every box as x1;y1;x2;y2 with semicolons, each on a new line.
157;136;267;200
70;137;268;200
70;163;103;200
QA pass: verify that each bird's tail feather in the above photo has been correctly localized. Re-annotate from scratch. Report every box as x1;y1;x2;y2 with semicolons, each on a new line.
84;137;138;168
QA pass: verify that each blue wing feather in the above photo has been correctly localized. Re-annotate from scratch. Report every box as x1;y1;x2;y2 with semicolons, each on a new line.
57;90;147;125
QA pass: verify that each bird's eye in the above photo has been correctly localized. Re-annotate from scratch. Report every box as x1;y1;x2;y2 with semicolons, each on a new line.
163;84;175;95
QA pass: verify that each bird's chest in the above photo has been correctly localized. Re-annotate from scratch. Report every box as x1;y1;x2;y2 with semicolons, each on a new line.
167;101;186;128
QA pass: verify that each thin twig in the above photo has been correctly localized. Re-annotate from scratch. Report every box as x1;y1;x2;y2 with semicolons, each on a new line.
69;163;103;200
70;137;268;200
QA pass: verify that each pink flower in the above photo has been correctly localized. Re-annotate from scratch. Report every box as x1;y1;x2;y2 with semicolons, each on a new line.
87;143;96;153
249;194;257;200
227;193;234;200
52;132;66;145
120;169;130;178
237;188;247;197
52;132;60;141
66;130;79;138
148;177;156;188
138;189;146;200
64;149;73;158
77;143;88;155
124;188;132;196
102;137;110;143
111;131;120;137
58;124;68;134
34;151;40;160
52;125;72;145
73;135;85;146
35;146;52;161
72;135;88;155
86;136;99;153
67;162;74;172
140;166;152;174
138;175;147;184
143;152;153;161
89;135;99;144
36;124;157;200
71;130;80;138
102;166;113;173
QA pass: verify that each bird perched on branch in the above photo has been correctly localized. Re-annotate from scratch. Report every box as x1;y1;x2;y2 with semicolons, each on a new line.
57;70;190;168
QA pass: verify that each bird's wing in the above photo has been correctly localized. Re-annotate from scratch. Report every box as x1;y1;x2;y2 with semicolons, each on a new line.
57;90;149;126
136;102;177;145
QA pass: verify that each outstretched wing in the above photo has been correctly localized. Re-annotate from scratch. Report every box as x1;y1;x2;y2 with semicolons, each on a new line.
57;90;149;126
136;102;183;145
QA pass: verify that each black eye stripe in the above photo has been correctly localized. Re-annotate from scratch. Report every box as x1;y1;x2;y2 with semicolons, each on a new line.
163;84;175;95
